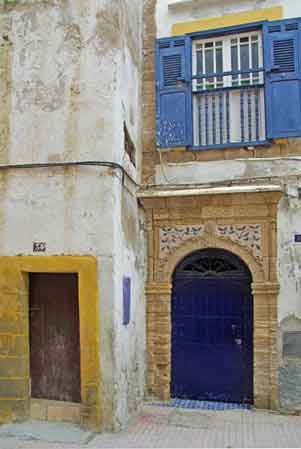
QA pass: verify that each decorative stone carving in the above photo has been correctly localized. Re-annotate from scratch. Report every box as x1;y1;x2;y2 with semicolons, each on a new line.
159;223;263;262
216;224;262;260
159;226;205;260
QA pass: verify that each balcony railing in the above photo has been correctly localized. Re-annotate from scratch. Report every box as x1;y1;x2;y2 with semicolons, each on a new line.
192;69;266;149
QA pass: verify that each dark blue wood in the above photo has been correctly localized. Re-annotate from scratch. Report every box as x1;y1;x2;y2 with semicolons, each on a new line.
240;90;245;142
156;36;193;148
219;93;223;144
205;94;209;145
248;90;252;141
212;94;216;145
123;277;131;326
198;95;202;146
190;140;270;151
171;250;253;404
226;91;230;142
255;87;260;141
264;19;301;139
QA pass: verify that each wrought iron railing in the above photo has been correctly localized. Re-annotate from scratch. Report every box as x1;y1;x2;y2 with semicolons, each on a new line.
192;68;266;149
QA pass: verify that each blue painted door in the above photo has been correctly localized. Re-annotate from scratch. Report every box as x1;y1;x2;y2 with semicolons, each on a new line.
171;251;253;404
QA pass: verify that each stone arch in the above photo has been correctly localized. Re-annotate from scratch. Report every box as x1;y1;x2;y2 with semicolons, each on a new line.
161;230;265;284
148;229;279;409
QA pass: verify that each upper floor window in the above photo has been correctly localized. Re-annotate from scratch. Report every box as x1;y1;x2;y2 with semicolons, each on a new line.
193;32;263;89
155;18;301;150
192;31;265;147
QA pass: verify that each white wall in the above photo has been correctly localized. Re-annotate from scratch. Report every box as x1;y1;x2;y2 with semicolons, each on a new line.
156;0;301;38
0;0;145;430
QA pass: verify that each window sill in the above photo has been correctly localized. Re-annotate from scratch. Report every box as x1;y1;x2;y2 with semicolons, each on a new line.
189;140;271;151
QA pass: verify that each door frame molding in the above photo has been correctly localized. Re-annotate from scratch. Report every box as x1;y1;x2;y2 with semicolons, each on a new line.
0;256;101;430
143;190;281;410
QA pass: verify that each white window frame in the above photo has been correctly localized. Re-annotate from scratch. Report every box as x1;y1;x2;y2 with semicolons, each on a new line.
192;30;264;91
192;30;266;147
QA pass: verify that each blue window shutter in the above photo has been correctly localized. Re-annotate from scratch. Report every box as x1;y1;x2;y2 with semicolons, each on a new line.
264;19;301;139
156;36;192;148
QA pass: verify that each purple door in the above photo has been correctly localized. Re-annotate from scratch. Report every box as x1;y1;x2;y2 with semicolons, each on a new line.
171;249;253;404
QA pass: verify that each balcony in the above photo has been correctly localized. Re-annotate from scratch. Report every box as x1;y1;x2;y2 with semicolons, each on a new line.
192;68;267;149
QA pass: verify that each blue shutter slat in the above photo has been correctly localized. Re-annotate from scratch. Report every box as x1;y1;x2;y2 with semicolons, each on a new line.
156;36;192;148
226;91;230;143
219;93;223;144
264;18;301;139
255;87;260;141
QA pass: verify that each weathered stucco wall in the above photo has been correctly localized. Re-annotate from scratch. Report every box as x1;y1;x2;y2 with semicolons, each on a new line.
0;0;145;430
143;0;301;410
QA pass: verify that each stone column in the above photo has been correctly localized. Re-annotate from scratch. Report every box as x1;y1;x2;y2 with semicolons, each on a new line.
146;282;172;400
252;282;280;409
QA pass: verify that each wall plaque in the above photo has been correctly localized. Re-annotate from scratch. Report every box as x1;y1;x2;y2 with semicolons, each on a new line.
283;332;301;358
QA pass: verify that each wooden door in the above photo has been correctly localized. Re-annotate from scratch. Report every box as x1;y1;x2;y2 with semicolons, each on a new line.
29;273;81;403
171;249;253;404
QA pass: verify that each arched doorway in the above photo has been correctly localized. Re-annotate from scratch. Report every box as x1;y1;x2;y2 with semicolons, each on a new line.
171;248;253;404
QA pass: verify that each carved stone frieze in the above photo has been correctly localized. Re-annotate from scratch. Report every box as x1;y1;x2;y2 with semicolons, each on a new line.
158;223;263;262
159;225;205;260
216;224;262;260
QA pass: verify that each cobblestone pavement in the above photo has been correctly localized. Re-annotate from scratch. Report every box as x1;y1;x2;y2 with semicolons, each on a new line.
1;405;301;448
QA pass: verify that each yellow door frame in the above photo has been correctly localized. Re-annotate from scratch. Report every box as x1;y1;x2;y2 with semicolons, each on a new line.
0;256;101;430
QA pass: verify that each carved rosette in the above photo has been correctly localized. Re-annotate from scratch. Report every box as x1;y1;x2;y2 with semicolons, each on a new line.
159;226;205;260
216;224;262;261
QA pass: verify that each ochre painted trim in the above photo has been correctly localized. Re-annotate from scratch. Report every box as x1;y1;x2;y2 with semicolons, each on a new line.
0;256;101;430
172;6;283;36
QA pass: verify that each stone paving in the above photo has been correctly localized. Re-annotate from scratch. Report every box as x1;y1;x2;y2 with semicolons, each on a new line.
1;404;301;448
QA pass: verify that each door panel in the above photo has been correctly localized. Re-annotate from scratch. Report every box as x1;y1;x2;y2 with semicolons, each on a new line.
171;277;253;403
30;273;81;403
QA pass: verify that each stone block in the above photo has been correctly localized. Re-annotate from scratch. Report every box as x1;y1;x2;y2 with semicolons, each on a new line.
47;403;81;424
153;209;169;220
0;315;26;334
30;399;47;421
254;395;269;409
194;148;224;161
9;336;28;357
47;405;63;422
0;356;29;378
80;406;101;431
82;384;99;407
166;197;200;210
0;399;28;423
0;379;28;398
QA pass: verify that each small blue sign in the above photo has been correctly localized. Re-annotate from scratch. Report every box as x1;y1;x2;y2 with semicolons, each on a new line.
294;233;301;244
123;277;131;326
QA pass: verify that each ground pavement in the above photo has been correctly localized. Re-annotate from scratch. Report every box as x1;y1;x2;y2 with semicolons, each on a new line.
0;404;301;448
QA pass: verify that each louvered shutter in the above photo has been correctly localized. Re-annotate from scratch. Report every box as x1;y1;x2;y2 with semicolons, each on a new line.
264;19;301;138
156;36;192;148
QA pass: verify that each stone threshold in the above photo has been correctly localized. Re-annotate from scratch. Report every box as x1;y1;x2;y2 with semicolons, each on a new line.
30;398;81;425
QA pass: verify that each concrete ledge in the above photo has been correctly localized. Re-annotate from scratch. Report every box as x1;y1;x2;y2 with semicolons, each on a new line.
138;184;283;198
